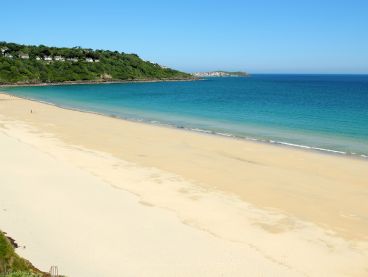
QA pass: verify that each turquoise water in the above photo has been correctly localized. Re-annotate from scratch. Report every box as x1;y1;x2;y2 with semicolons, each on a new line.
3;75;368;157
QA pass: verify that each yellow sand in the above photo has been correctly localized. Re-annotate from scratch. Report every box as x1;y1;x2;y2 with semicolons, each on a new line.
0;92;367;276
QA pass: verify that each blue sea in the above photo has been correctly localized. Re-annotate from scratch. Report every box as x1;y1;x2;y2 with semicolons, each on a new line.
3;75;368;157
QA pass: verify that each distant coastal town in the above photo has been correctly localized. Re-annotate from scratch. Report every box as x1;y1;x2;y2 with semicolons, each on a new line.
192;71;248;77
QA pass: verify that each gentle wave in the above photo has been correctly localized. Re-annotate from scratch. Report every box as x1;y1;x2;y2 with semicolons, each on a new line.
182;125;366;159
2;92;367;160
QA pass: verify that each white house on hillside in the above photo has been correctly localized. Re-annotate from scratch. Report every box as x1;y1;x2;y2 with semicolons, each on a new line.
4;53;13;58
54;56;65;61
85;58;94;63
67;57;79;62
19;53;29;59
1;47;8;54
44;56;52;61
35;56;41;61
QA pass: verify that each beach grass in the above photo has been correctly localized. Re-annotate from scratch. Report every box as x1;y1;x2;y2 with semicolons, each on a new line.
1;272;40;277
0;231;43;277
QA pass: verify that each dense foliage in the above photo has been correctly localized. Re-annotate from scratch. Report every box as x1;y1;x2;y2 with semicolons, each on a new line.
0;42;192;84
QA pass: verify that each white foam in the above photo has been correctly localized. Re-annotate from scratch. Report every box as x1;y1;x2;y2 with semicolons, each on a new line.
3;92;367;160
216;132;234;137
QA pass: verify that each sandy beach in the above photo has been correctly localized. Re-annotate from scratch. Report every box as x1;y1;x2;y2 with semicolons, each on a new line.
0;92;367;276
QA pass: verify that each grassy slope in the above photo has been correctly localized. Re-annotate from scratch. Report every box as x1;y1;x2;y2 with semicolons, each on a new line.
0;42;194;84
0;231;46;277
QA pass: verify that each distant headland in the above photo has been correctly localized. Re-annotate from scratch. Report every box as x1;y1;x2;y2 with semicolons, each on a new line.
0;42;195;85
192;71;249;77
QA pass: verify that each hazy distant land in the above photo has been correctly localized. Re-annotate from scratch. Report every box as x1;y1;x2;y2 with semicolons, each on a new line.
192;71;249;77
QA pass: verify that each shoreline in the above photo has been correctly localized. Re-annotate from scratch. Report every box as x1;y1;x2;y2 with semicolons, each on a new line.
1;92;368;240
1;90;366;161
1;92;368;276
0;77;199;88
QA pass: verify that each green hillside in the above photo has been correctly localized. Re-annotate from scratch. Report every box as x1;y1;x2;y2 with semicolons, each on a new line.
0;231;46;277
0;42;193;84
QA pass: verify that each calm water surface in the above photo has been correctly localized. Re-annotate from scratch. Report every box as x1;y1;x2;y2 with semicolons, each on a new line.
3;75;368;157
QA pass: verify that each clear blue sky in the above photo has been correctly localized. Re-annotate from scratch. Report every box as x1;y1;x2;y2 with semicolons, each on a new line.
2;0;368;73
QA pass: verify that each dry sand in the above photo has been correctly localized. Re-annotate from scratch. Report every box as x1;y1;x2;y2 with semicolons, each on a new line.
0;92;367;276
